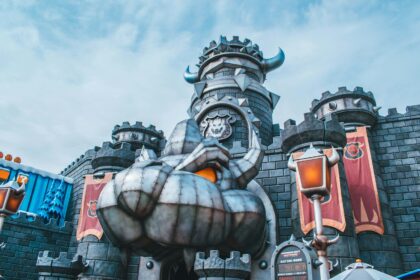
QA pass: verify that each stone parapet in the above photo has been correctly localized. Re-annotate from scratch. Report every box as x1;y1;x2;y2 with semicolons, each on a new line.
194;250;251;280
36;251;87;279
112;121;165;152
311;86;379;127
91;141;135;173
281;112;346;153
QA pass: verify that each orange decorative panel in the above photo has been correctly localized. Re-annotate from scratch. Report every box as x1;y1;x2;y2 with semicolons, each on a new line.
195;167;217;183
0;168;10;181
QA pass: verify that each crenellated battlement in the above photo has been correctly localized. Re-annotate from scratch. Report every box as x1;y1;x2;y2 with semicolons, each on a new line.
194;250;251;280
36;250;87;278
90;141;136;173
378;104;420;120
184;35;285;84
112;121;165;152
61;148;96;175
281;112;346;153
112;121;164;137
311;86;380;127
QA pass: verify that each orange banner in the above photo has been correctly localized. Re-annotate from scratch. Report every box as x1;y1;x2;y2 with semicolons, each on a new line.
294;149;346;235
343;126;384;234
76;173;113;240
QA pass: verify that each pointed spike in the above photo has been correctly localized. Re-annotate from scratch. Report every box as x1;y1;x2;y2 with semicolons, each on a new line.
194;81;207;98
353;98;362;106
270;92;281;108
238;98;249;107
302;237;312;247
252;117;261;128
289;234;296;241
234;68;245;76
233;74;251;92
373;106;381;113
329;101;337;110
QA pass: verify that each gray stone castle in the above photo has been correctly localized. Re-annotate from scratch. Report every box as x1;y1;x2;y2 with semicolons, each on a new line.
0;36;418;280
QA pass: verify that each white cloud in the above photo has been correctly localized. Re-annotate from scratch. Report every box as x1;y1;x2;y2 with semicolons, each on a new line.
0;0;419;172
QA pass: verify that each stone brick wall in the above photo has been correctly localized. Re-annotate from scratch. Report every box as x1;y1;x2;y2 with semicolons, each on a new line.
0;213;72;280
254;137;292;243
370;105;420;271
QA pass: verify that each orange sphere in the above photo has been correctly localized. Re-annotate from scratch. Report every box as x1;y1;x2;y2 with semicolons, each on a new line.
5;154;12;161
13;157;21;163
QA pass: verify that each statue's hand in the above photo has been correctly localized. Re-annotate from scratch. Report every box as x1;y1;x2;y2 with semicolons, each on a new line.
176;138;231;172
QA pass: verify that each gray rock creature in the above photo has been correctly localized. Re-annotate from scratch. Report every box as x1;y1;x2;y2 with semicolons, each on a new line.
97;119;266;265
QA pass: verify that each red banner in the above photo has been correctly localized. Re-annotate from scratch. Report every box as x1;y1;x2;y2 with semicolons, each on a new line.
343;126;384;234
76;173;113;240
294;149;346;235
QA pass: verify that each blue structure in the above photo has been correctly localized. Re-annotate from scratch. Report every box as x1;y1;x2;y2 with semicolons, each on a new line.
0;158;73;225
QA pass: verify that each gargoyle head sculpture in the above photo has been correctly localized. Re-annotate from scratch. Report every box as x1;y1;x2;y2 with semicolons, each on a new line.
97;119;266;263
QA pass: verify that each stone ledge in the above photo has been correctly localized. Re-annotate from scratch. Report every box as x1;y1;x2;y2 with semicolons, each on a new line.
36;251;87;277
281;112;346;153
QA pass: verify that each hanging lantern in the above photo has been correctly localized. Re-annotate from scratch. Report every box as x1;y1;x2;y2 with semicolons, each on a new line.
288;144;340;198
0;181;26;216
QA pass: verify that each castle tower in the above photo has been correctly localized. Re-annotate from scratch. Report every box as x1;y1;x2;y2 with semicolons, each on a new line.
310;87;403;274
281;113;361;273
185;35;284;148
91;121;165;174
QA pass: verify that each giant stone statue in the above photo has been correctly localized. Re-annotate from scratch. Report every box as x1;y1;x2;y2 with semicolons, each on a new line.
97;120;266;265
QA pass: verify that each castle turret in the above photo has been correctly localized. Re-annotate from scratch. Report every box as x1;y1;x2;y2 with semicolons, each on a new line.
185;35;284;148
311;86;380;129
91;122;165;174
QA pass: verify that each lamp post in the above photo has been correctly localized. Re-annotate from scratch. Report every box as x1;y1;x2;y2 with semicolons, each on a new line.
0;179;26;232
288;144;340;280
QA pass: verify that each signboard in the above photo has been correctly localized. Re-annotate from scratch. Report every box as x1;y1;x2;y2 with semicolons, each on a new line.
277;246;308;280
271;240;320;280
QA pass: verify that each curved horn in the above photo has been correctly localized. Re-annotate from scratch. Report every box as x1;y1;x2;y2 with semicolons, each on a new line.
327;233;340;245
229;128;264;187
287;155;296;171
183;66;200;84
261;48;285;73
327;146;340;166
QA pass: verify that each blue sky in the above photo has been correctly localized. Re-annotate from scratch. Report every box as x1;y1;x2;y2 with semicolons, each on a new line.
0;0;419;172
